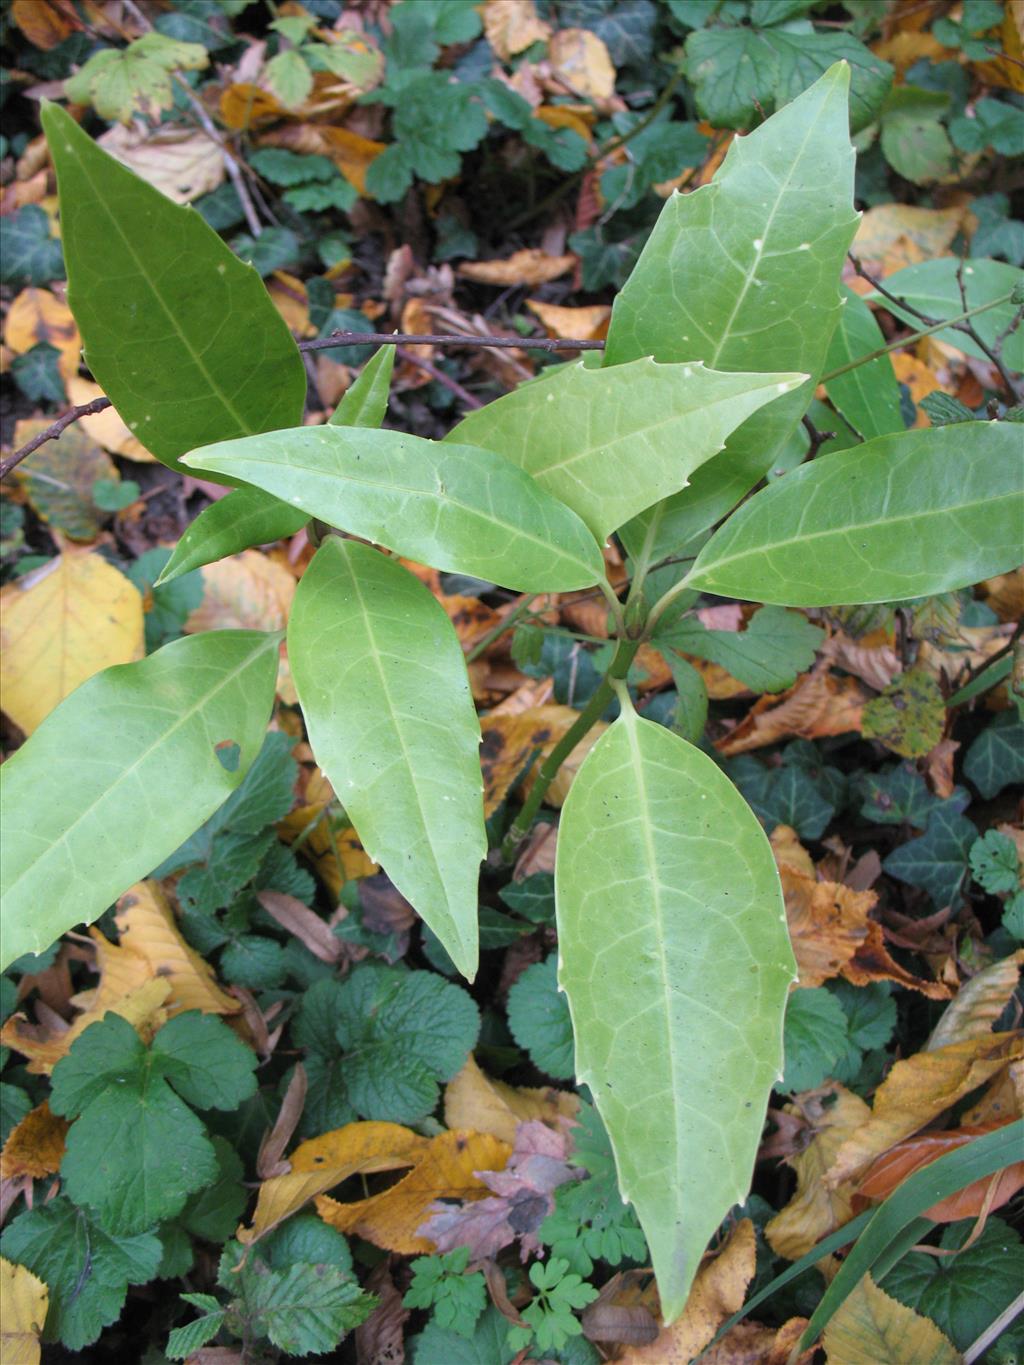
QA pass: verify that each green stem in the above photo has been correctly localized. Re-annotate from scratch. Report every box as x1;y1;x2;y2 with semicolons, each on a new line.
499;636;640;861
819;293;1013;383
644;573;697;640
465;594;537;664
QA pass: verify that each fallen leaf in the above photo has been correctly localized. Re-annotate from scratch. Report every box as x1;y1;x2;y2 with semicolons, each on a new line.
444;1054;578;1145
483;0;551;61
842;921;951;1000
777;867;874;990
0;552;144;734
0;1256;48;1365
923;738;959;800
857;1121;1024;1222
256;891;342;964
972;0;1024;92
277;769;378;897
12;420;118;542
526;299;610;341
317;1128;511;1253
185;550;296;633
821;1273;960;1364
440;593;502;650
458;248;576;287
823;632;900;692
0;1102;69;1180
267;271;314;337
716;668;867;756
890;352;946;423
871;30;949;75
480;704;579;816
96;123;224;203
3;287;80;379
862;667;946;758
850;204;965;283
700;1315;812;1364
0;977;172;1076
927;952;1024;1050
547;28;616;102
10;0;80;48
962;1059;1024;1126
981;569;1024;623
66;377;156;461
219;82;287;131
620;1219;756;1362
354;1261;408;1365
824;1033;1024;1188
534;103;595;143
523;717;609;808
766;1085;872;1261
257;1064;307;1180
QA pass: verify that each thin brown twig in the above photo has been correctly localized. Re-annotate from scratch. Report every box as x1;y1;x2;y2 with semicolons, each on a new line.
0;398;113;481
394;346;482;409
955;255;1022;401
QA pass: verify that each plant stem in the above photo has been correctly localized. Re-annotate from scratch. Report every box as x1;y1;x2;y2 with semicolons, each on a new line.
644;573;697;640
465;594;537;664
499;636;640;861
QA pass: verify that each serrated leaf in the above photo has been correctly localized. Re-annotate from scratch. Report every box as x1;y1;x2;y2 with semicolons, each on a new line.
41;102;306;476
781;987;849;1092
687;423;1024;606
823;1273;960;1365
289;539;484;977
410;1304;518;1364
0;629;279;969
824;289;904;440
659;607;825;694
186;426;605;592
166;1304;226;1360
241;1259;375;1353
149;1010;258;1110
969;831;1020;896
603;64;858;544
180;1136;247;1242
265;48;314;109
506;957;575;1080
448;359;804;542
555;709;795;1321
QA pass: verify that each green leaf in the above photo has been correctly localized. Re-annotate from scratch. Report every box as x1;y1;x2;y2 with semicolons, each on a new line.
41;102;306;476
868;258;1024;371
180;1135;248;1242
950;97;1024;155
167;1301;226;1360
240;1259;375;1353
262;1213;353;1275
248;147;338;185
156;488;309;587
0;629;280;969
289;539;485;977
404;1248;487;1338
127;547;204;651
964;713;1024;798
185;426;605;593
11;341;65;404
664;652;708;744
448;359;804;542
824;289;904;439
658;607;825;694
330;344;396;427
604;64;858;543
411;1304;518;1364
0;205;64;284
970;830;1020;896
858;762;945;827
781;987;849;1092
879;86;955;183
1;1085;32;1146
0;1196;163;1350
332;964;479;1122
64;33;208;123
555;708;795;1321
149;1009;259;1110
883;805;977;908
918;392;978;427
265;47;314;109
507;957;575;1080
862;668;946;758
686;422;1024;607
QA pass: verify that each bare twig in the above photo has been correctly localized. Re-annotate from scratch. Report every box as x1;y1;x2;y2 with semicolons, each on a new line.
395;345;482;409
955;255;1022;400
0;398;113;481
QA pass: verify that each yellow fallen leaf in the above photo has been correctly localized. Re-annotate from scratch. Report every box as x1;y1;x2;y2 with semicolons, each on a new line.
822;1273;959;1364
0;552;144;734
268;271;314;338
962;1058;1024;1126
766;1085;871;1261
0;1257;49;1365
444;1054;578;1145
483;0;551;60
96;123;224;203
458;248;576;287
3;287;80;380
981;568;1024;623
0;977;172;1076
11;0;80;48
851;204;964;280
238;1122;432;1247
534;104;595;143
620;1219;756;1362
928;952;1024;1051
825;1032;1023;1189
316;1128;510;1253
548;28;616;102
871;30;949;76
480;704;579;817
526;299;610;340
185;550;296;633
278;768;378;897
66;377;156;461
890;352;945;424
220;82;286;131
0;1102;69;1180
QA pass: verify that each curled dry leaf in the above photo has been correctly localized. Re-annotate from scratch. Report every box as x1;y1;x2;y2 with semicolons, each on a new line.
0;1256;48;1365
256;891;343;964
928;952;1024;1051
715;667;867;755
701;1316;813;1364
256;1063;307;1180
354;1260;408;1365
981;568;1024;623
444;1053;578;1145
857;1120;1024;1222
97;123;224;203
457;248;576;287
10;0;82;49
962;1058;1024;1126
0;1102;69;1181
547;28;616;103
526;298;611;341
821;1273;960;1365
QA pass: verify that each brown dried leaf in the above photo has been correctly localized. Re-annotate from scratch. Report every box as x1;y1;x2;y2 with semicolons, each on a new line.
96;123;224;203
355;1261;407;1365
701;1316;813;1364
458;248;576;287
0;1102;69;1181
927;952;1024;1051
857;1121;1024;1222
842;920;951;999
257;891;342;964
715;668;867;755
483;0;551;61
480;704;578;817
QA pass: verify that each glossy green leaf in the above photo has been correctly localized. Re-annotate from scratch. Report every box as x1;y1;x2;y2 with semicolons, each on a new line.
155;488;309;586
184;427;605;592
602;63;858;540
555;708;796;1321
0;629;280;969
329;344;395;427
447;358;804;542
824;289;904;440
687;422;1024;606
288;538;485;978
41;102;306;476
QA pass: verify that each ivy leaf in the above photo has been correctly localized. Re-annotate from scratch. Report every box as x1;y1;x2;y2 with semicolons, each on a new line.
0;1196;162;1350
781;987;849;1092
0;205;64;284
11;342;65;404
726;755;836;841
857;763;946;827
964;713;1024;798
969;831;1021;896
883;805;977;908
658;607;824;694
507;957;576;1080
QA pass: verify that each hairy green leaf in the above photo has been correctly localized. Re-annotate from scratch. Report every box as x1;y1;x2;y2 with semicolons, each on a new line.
781;988;850;1091
555;708;795;1321
506;957;575;1080
447;359;804;542
0;630;280;969
185;427;605;593
41;102;306;476
289;539;485;977
686;422;1024;606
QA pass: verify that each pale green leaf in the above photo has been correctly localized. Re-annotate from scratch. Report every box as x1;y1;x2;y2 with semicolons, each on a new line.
824;289;904;440
155;487;309;586
447;358;804;542
686;422;1024;606
0;629;280;969
288;538;485;978
41;102;306;476
329;345;395;427
265;48;314;109
555;709;795;1321
184;427;605;592
602;63;858;541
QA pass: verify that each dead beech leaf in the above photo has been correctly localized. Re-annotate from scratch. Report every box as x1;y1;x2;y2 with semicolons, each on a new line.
458;248;576;287
872;29;948;74
0;977;172;1076
962;1059;1024;1126
480;704;579;816
701;1315;812;1364
857;1121;1024;1222
316;1128;511;1253
0;1102;69;1180
186;550;296;633
257;1064;307;1180
267;271;314;338
3;287;80;379
256;891;342;964
526;298;610;341
842;920;950;1000
11;0;80;48
821;1273;960;1364
219;82;286;131
824;1032;1024;1189
444;1053;578;1145
716;668;867;756
620;1220;756;1363
439;594;501;650
0;1256;48;1365
891;352;946;423
823;632;899;692
927;952;1024;1051
766;1085;871;1261
0;552;144;734
66;377;156;461
97;123;224;203
547;28;616;102
483;0;551;61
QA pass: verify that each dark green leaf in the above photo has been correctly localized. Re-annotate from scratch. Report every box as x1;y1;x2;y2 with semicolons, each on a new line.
11;342;65;404
964;713;1024;798
0;205;64;284
507;957;575;1080
660;608;824;694
241;1259;375;1352
781;988;849;1092
883;805;977;908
